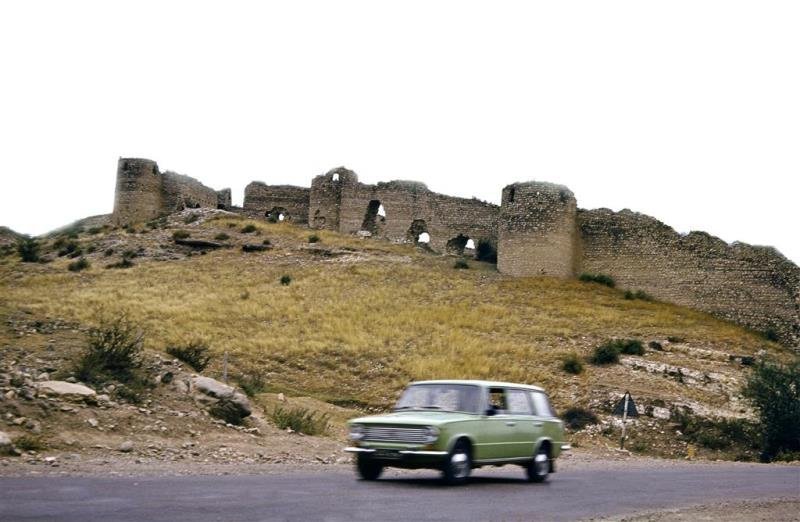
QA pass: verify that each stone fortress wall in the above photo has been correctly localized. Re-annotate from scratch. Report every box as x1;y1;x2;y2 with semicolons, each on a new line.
112;158;231;225
111;158;799;348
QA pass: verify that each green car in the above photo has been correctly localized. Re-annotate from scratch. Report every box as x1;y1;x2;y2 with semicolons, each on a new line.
344;380;569;484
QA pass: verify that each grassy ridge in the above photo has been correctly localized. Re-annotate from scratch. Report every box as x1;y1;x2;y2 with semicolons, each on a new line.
0;217;780;409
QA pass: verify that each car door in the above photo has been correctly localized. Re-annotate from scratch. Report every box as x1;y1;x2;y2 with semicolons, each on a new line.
473;387;517;461
530;391;558;449
504;388;538;458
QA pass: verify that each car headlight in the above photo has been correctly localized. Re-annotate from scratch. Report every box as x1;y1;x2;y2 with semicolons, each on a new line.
424;426;440;443
349;424;365;441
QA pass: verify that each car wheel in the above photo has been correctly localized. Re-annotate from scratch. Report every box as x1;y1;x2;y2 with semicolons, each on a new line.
355;454;383;481
526;445;550;483
442;441;471;485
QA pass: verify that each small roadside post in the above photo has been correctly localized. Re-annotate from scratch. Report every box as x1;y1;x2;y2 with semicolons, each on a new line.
223;351;229;384
613;391;639;449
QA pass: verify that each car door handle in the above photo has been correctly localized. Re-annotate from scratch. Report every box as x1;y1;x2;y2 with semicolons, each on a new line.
505;421;516;427
532;422;543;427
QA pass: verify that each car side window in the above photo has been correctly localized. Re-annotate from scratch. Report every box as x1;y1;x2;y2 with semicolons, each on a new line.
488;388;507;413
530;392;554;417
506;389;533;415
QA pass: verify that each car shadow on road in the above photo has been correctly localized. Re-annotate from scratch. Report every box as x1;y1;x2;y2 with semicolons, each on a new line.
372;475;550;490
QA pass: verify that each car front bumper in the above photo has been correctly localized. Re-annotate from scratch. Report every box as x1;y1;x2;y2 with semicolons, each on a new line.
343;446;449;468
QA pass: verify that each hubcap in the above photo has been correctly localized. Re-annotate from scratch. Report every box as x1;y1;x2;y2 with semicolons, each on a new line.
451;451;469;479
534;453;548;476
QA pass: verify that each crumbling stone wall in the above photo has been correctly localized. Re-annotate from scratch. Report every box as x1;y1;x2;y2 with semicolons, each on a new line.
310;167;499;252
497;182;579;278
217;189;232;210
579;208;800;347
112;158;230;226
243;182;310;224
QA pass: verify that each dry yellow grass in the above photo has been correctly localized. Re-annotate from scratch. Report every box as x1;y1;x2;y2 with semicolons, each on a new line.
0;217;786;410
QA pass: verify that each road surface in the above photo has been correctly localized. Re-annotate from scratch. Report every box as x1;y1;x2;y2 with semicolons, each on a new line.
1;463;798;521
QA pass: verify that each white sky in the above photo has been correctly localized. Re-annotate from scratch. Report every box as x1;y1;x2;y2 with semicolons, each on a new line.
1;1;798;263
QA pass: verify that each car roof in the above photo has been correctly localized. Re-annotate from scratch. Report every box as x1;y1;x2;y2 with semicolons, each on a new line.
410;379;545;392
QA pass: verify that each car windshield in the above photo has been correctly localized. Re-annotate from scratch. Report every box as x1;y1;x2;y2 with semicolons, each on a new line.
394;384;482;414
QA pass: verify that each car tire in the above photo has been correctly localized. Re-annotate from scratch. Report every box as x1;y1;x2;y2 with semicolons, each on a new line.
526;445;550;483
355;454;383;481
442;440;471;485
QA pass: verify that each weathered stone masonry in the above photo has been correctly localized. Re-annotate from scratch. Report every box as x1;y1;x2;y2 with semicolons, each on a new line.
111;158;799;348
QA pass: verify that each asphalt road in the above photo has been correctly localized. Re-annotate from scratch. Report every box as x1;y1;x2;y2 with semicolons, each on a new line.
1;464;798;522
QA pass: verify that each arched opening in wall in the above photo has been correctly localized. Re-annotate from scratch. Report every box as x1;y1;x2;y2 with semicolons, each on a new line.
446;234;474;256
407;219;430;245
361;200;387;235
267;207;290;223
475;238;498;263
508;187;516;203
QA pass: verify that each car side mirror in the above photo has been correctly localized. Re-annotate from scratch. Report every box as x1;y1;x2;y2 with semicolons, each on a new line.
485;407;497;417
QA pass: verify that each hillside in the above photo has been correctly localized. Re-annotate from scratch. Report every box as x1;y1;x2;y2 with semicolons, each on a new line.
0;226;22;248
0;209;795;465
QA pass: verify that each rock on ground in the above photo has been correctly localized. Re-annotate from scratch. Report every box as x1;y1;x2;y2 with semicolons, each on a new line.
37;380;96;398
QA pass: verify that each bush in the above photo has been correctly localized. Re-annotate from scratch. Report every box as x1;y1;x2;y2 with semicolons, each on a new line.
104;248;114;257
618;339;645;355
74;316;144;384
589;342;620;365
184;213;199;224
166;342;212;372
672;410;758;452
743;358;800;461
262;239;272;246
172;230;191;240
648;341;664;351
562;407;599;431
624;290;653;301
13;435;46;452
562;353;584;374
68;257;90;272
122;249;139;260
475;239;497;263
241;224;258;234
579;273;616;288
308;234;320;244
268;406;330;435
214;232;230;241
238;371;267;397
280;275;292;286
88;226;103;235
17;237;40;262
453;259;470;270
105;258;134;269
763;329;780;343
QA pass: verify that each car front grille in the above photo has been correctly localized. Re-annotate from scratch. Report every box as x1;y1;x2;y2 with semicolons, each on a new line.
363;426;428;444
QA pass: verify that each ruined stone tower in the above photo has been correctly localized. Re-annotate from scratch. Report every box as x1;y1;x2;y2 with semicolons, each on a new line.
113;158;163;226
309;167;359;231
497;182;579;278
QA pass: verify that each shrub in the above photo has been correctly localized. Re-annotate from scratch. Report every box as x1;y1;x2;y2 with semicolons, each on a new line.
648;341;664;351
122;249;139;259
562;407;599;431
618;339;645;355
280;275;292;286
672;410;758;452
105;258;134;269
262;239;272;246
88;226;103;235
579;273;616;288
241;224;258;234
624;290;653;301
453;259;470;270
562;353;584;374
172;230;191;240
17;237;40;262
214;232;230;241
763;329;780;343
238;371;267;397
184;213;199;224
308;234;320;244
13;435;46;452
104;248;115;257
166;342;212;372
589;342;620;365
68;257;90;272
667;336;685;343
74;316;144;384
268;406;330;435
743;358;800;461
475;239;497;263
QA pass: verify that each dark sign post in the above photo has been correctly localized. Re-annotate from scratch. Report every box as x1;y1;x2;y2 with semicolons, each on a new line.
613;391;638;449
